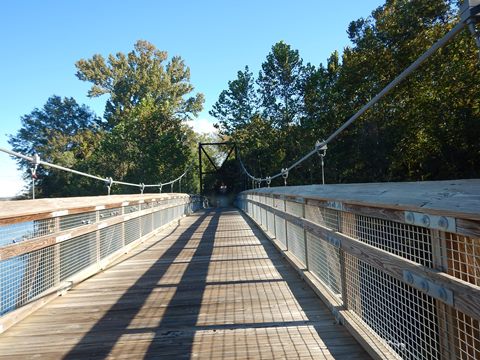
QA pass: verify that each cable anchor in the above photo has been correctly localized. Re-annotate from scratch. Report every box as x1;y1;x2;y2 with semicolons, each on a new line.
315;140;328;185
105;177;113;196
140;183;145;194
158;183;163;193
266;176;272;188
281;168;289;186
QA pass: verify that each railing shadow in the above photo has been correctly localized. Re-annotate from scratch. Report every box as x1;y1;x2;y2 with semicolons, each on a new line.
62;207;367;359
237;211;370;359
63;209;218;359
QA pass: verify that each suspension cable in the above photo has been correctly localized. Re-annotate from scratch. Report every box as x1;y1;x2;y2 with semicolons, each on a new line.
0;146;192;196
238;19;468;184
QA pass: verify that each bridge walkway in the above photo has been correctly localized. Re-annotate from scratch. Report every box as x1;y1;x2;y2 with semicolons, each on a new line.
0;208;369;359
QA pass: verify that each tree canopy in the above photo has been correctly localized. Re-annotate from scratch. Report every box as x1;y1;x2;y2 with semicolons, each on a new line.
76;40;204;128
11;41;204;197
8;96;102;197
211;0;480;186
9;1;480;198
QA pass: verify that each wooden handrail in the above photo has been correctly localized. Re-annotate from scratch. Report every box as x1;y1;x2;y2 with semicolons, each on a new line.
237;179;480;360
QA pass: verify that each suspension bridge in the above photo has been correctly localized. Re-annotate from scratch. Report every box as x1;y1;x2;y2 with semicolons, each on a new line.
1;2;480;359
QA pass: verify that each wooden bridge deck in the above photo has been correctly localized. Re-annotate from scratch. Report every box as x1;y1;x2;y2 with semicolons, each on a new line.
0;208;370;359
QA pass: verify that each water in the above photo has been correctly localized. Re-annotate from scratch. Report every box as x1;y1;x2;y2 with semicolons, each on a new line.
0;222;30;315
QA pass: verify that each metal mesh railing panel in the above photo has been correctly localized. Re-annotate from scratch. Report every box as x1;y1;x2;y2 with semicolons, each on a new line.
445;233;480;286
0;246;56;316
273;198;285;211
125;218;141;244
99;224;123;259
153;209;163;229
266;210;275;236
99;207;121;220
451;308;480;360
0;219;56;246
344;253;441;360
125;205;140;214
141;214;153;237
261;207;267;228
59;212;96;231
286;222;305;264
342;214;433;267
60;232;97;281
286;200;303;217
305;205;339;231
307;232;342;296
274;215;286;248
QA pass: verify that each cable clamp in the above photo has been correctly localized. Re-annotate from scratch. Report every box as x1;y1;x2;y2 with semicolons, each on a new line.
315;140;327;157
30;153;41;179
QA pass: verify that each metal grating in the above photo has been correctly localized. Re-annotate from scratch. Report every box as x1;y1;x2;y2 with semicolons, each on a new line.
60;232;97;281
305;205;339;231
261;207;267;228
307;232;342;296
99;207;122;220
0;196;196;318
445;233;480;286
286;222;305;264
273;197;285;211
0;219;56;246
274;215;286;248
59;212;96;231
266;210;275;236
99;224;123;259
344;253;441;360
153;209;163;229
125;218;141;244
125;205;140;214
286;200;303;217
141;214;153;237
0;246;55;315
342;214;433;267
451;308;480;360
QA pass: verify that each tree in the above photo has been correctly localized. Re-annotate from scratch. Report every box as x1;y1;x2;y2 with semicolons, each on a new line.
76;40;204;128
76;40;204;193
210;66;258;135
257;41;308;128
8;96;102;197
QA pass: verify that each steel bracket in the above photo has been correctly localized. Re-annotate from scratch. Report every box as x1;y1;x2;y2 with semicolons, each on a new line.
404;211;456;232
403;270;454;305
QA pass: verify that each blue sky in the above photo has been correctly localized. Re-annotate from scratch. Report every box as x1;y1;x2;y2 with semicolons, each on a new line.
0;0;384;197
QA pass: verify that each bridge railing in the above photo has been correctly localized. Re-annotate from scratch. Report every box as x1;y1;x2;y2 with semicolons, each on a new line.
236;180;480;360
0;193;203;333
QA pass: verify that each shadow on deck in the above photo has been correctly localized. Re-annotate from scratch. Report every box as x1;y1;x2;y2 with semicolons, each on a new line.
0;208;370;359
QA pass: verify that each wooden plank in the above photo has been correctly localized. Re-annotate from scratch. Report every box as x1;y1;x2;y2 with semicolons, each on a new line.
248;199;480;322
0;193;190;225
0;209;370;360
244;179;480;221
0;202;186;260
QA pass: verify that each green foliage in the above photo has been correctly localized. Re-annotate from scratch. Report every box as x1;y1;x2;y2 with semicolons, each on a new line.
211;0;480;185
11;41;204;197
257;41;309;128
76;40;204;128
9;96;102;197
209;66;257;135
